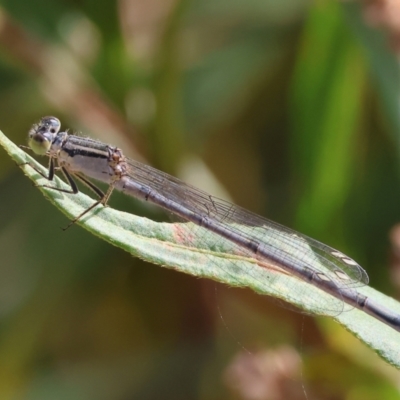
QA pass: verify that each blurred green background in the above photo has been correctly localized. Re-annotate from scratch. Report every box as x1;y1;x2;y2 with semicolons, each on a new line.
0;0;400;399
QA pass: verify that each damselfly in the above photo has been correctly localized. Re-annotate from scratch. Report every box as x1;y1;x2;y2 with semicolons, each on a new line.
24;116;400;332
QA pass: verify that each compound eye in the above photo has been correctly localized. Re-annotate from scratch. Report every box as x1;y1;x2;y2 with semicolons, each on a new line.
41;116;61;134
28;116;61;155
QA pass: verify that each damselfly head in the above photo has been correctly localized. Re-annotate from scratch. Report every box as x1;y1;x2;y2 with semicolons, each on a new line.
28;116;61;155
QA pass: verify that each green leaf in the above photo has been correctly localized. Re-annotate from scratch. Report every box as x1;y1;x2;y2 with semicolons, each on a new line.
1;130;400;368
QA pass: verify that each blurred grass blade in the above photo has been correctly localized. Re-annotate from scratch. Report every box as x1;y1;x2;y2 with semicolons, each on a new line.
291;1;364;236
1;129;400;368
343;2;400;149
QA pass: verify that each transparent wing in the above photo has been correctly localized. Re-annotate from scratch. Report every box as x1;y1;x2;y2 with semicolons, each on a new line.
125;158;368;291
127;159;368;314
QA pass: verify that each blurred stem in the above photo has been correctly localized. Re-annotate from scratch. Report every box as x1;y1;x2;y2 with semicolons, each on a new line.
151;0;188;174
